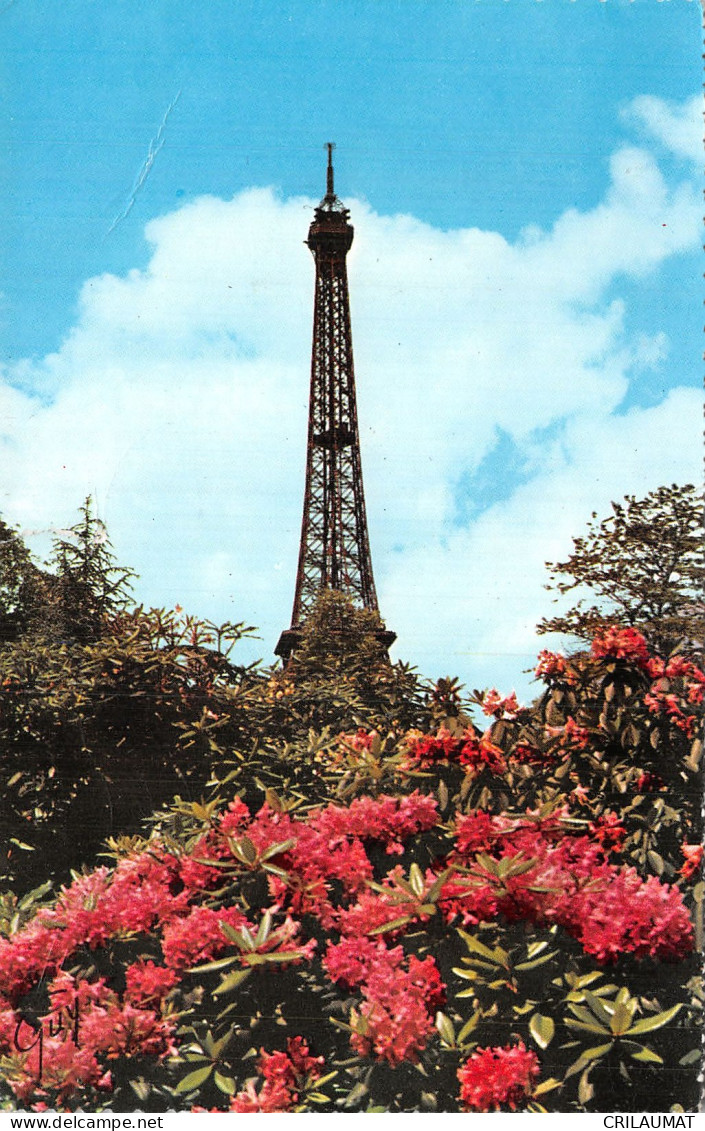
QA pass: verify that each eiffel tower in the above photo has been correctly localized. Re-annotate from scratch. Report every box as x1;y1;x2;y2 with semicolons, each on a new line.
276;145;395;660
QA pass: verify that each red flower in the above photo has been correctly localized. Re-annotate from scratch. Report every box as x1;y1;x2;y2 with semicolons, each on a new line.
481;689;522;719
229;1037;324;1112
680;843;703;880
459;735;507;775
402;728;464;769
458;1042;540;1111
591;626;651;668
636;771;663;793
589;812;627;853
534;650;576;684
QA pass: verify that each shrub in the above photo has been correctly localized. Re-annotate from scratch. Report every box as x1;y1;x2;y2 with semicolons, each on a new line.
0;628;700;1113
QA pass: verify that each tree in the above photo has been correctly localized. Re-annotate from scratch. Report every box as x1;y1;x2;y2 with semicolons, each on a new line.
49;497;136;642
0;504;258;892
538;484;704;655
0;519;57;643
275;589;427;734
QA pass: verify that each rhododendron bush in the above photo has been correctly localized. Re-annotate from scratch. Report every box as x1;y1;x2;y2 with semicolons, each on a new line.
0;624;701;1113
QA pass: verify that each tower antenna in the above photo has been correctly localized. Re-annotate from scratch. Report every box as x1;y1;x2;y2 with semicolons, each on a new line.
325;141;336;200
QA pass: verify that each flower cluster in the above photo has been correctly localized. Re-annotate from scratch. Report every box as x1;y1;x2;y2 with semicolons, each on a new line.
458;735;507;775
544;716;591;752
591;626;651;668
642;651;701;737
0;972;176;1105
402;727;465;769
444;809;694;963
534;649;576;684
457;1042;540;1111
229;1037;326;1112
680;843;703;881
481;689;522;719
588;811;627;853
325;939;444;1065
0;789;448;1105
402;727;510;777
0;637;698;1118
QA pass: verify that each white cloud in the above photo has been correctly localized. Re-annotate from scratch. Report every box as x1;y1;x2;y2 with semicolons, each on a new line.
623;94;702;164
0;96;700;697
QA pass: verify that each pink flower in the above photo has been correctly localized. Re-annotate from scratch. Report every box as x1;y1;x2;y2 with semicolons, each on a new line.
535;650;576;684
229;1037;325;1112
124;961;178;1006
161;904;250;970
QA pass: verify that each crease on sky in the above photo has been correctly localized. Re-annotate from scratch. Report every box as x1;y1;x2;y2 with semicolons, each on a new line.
107;90;182;236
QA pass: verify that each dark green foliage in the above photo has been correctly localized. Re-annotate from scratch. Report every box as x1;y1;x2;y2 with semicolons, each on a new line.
0;504;259;891
0;519;51;643
252;590;429;739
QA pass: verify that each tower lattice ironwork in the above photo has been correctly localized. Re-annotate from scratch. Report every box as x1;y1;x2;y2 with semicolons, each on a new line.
276;145;395;660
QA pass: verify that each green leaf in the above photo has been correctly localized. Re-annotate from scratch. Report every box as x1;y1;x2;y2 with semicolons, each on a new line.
368;915;412;936
260;838;297;861
533;1077;561;1097
213;968;252;996
435;1011;455;1046
342;1081;369;1108
568;1003;610;1031
578;1067;594;1106
191;856;233;870
609;1000;636;1037
456;1012;481;1044
647;850;664;876
515;950;557;971
219;921;250;948
174;1064;214;1094
564;1018;612;1037
188;955;238;974
630;1045;663;1064
262;863;290;879
679;1049;701;1067
526;940;549;959
458;930;504;965
231;836;257;864
626;1003;682;1036
451;966;479;982
583;989;616;1027
425;868;452;904
314;1071;338;1088
214;1072;237;1093
254;909;273;947
577;1042;613;1062
529;1013;555;1050
243;949;306;965
409;863;425;898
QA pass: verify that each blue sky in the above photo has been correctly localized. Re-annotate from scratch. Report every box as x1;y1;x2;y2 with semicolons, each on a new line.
0;0;701;698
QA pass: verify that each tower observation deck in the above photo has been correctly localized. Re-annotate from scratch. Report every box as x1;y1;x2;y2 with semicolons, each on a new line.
276;145;395;660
